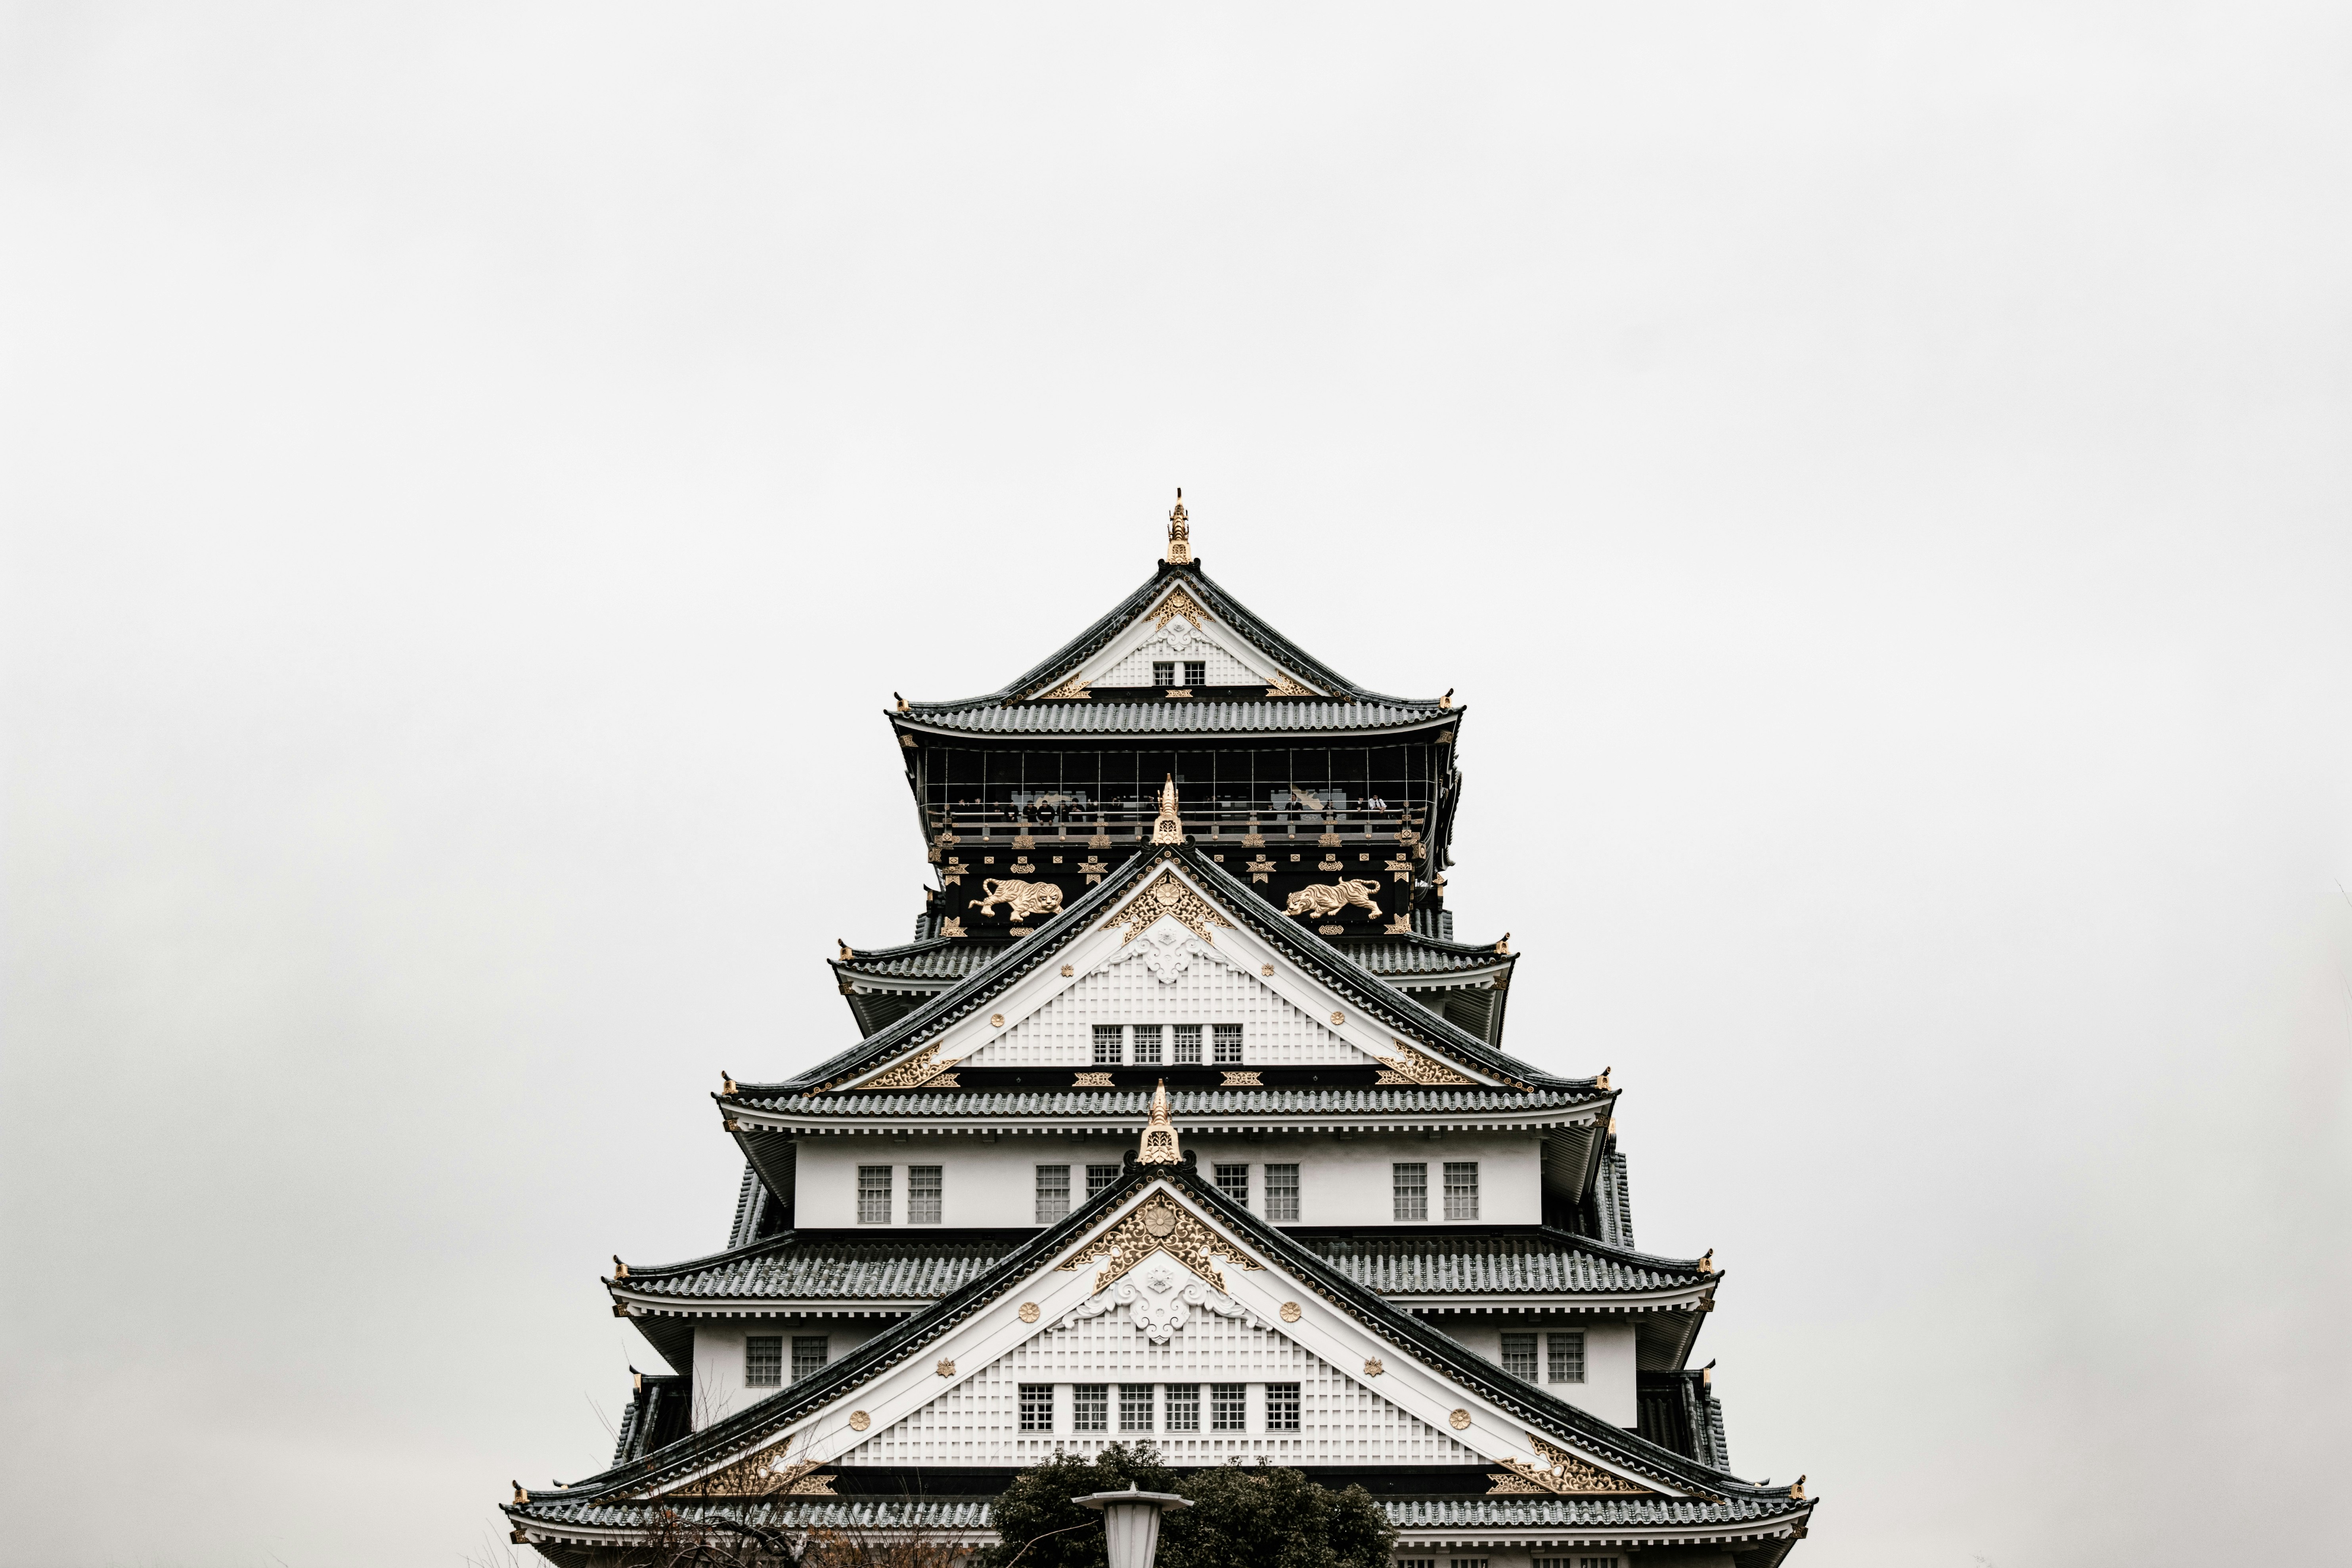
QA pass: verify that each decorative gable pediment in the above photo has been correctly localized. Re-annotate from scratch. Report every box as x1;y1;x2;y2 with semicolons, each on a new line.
638;1178;1679;1505
1029;581;1322;699
844;858;1502;1087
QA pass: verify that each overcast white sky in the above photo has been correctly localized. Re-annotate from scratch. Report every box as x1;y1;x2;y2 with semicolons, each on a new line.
4;5;2349;1565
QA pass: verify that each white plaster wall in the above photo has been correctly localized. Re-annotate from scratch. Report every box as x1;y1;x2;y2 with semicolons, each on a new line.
840;1292;1477;1468
689;1317;889;1432
1436;1315;1639;1428
792;1131;1541;1229
963;940;1382;1068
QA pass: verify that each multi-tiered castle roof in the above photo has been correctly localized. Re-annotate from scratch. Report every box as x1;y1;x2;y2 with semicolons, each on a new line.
502;498;1814;1567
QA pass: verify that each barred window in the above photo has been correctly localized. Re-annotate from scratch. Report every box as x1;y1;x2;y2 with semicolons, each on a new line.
744;1334;782;1387
1443;1160;1480;1220
1397;1560;1437;1568
1072;1383;1109;1432
1093;1025;1123;1065
1579;1559;1620;1568
1019;1383;1054;1432
1264;1163;1300;1221
1087;1163;1121;1198
1173;1024;1202;1064
1265;1382;1300;1431
1035;1164;1071;1223
1153;661;1176;686
857;1165;892;1224
1210;1383;1246;1431
1393;1162;1428;1221
792;1336;829;1382
1501;1332;1538;1380
1120;1383;1154;1432
1164;1383;1200;1431
1183;660;1207;687
1548;1331;1586;1383
907;1165;942;1225
1131;1024;1163;1064
1212;1023;1244;1063
1214;1163;1249;1206
1450;1559;1489;1568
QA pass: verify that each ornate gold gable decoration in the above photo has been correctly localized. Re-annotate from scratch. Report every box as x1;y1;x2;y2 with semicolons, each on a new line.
1264;669;1316;698
1374;1040;1478;1087
854;1043;962;1092
665;1435;837;1499
1137;1079;1181;1164
1034;673;1093;702
1060;1193;1262;1293
1105;869;1233;946
1486;1433;1659;1498
1150;586;1207;630
1163;490;1192;565
1150;775;1186;845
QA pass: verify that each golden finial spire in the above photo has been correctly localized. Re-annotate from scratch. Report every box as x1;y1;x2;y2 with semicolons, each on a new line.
1163;488;1191;564
1138;1078;1181;1164
1151;773;1185;844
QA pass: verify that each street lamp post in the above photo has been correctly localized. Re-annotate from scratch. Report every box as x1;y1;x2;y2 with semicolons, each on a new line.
1074;1485;1191;1568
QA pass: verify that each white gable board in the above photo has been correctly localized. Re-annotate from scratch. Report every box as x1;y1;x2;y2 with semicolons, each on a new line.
874;864;1500;1087
840;1286;1477;1467
961;919;1385;1068
1040;583;1321;697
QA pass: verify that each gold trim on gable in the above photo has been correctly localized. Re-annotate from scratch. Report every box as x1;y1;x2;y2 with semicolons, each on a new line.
1105;869;1234;946
852;1043;961;1092
1058;1193;1263;1293
1374;1040;1478;1087
1485;1433;1660;1497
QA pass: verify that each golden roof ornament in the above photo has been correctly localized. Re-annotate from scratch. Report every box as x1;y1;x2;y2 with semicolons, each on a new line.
1137;1078;1181;1164
1150;773;1185;844
1163;488;1191;565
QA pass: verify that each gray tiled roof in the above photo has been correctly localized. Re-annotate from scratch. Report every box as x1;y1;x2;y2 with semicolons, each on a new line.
737;1085;1600;1120
1309;1233;1708;1295
513;1493;1800;1532
623;1236;1009;1301
902;698;1447;736
619;1228;1704;1303
838;932;1508;984
900;562;1439;718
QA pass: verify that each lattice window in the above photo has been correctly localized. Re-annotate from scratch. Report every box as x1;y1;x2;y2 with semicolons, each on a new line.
1443;1161;1479;1220
1165;1383;1199;1432
745;1335;782;1387
1132;1024;1163;1064
1213;1023;1244;1063
1073;1384;1109;1432
1214;1164;1250;1207
1183;660;1207;687
1267;1382;1300;1431
1393;1163;1428;1221
857;1166;892;1225
1500;1333;1537;1380
907;1166;942;1225
1153;661;1176;686
1087;1164;1121;1199
1578;1559;1620;1568
792;1336;829;1382
1210;1383;1246;1431
1264;1163;1300;1221
1397;1560;1437;1568
1120;1384;1154;1432
1036;1165;1071;1223
1173;1024;1202;1063
1018;1384;1053;1432
1450;1558;1489;1568
1093;1025;1123;1065
1548;1332;1586;1384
